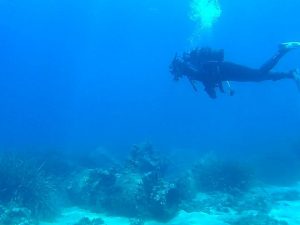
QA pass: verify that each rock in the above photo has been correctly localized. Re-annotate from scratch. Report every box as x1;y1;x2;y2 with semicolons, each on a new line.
0;207;37;225
73;217;104;225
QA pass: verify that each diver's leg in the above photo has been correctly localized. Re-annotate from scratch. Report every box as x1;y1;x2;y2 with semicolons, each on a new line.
260;42;300;73
259;49;289;73
264;71;293;81
267;69;300;92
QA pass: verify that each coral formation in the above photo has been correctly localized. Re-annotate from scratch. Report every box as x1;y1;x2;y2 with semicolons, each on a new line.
67;144;182;221
1;144;298;225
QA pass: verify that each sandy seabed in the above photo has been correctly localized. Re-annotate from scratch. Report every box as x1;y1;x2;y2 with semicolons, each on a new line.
40;184;300;225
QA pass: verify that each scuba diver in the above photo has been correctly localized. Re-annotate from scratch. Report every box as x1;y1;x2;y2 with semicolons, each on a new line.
170;42;300;99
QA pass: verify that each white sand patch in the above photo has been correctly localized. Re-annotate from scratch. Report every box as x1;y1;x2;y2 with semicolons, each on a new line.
41;208;229;225
40;207;130;225
41;184;300;225
266;183;300;225
271;201;300;225
147;210;229;225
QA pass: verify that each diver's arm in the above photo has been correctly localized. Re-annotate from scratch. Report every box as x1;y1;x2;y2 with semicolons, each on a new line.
203;82;217;99
188;77;198;92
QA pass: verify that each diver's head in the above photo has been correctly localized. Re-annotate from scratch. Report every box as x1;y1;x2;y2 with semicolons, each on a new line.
169;55;186;81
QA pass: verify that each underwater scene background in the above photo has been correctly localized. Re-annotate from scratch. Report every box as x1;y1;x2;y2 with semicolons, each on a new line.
0;0;300;224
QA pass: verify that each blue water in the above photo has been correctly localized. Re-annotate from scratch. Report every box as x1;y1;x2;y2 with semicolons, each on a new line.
1;1;300;224
0;0;299;161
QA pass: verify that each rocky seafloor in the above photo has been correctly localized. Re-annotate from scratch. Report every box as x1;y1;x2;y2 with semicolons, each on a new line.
1;144;300;225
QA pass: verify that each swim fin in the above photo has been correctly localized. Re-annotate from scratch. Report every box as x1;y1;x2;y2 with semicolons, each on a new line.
292;68;300;92
279;42;300;51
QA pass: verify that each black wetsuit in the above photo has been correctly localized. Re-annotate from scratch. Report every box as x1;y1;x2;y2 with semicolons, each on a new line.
170;47;293;98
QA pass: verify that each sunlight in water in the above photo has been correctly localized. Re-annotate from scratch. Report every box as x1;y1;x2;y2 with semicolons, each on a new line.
190;0;222;30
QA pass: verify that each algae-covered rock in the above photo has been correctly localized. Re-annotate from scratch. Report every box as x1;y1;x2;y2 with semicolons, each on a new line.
0;206;37;225
192;155;253;194
67;144;183;222
126;143;168;176
0;154;60;220
67;168;118;207
73;217;104;225
129;218;144;225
